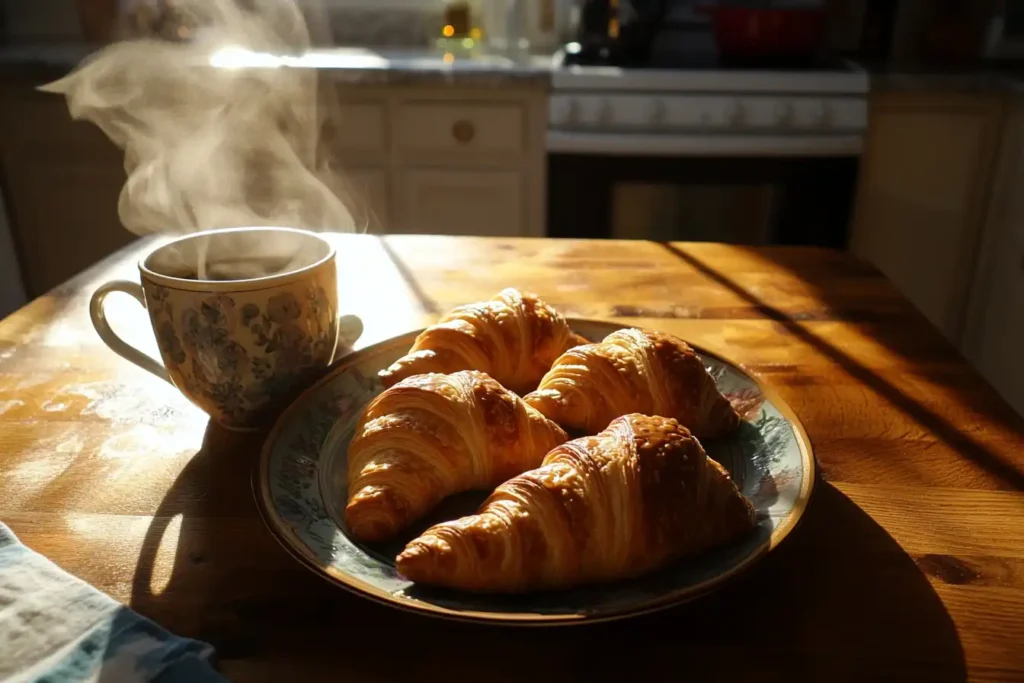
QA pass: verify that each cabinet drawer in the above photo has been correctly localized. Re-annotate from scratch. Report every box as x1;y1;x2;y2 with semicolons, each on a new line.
323;102;386;155
395;103;525;157
397;169;523;236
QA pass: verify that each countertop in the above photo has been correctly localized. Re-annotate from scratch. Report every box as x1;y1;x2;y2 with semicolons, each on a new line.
5;42;1024;94
0;42;554;88
1;234;1023;680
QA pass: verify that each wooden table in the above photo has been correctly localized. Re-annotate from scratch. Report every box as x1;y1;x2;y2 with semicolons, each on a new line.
2;235;1023;682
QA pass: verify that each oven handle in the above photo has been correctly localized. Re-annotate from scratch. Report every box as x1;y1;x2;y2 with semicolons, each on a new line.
546;131;863;157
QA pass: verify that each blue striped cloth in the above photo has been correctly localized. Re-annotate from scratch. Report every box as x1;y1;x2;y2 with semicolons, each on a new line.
0;522;227;683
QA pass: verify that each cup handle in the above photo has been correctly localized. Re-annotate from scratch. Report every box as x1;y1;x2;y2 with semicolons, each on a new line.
89;280;172;384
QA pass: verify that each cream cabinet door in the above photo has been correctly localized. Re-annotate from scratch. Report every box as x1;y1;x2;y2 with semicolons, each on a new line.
850;94;1003;342
0;91;134;297
339;168;389;234
325;102;387;156
395;169;523;236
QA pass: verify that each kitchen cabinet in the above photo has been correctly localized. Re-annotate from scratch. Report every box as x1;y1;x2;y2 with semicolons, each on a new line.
0;76;548;297
0;81;133;298
850;92;1004;343
323;95;390;235
394;102;526;159
326;84;547;237
339;167;390;234
3;153;129;295
324;102;388;158
963;104;1024;417
396;169;523;236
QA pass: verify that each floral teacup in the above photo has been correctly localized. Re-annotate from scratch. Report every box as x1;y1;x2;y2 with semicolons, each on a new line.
90;227;358;431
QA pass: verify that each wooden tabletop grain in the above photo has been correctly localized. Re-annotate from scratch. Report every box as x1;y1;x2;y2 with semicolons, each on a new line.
1;234;1023;682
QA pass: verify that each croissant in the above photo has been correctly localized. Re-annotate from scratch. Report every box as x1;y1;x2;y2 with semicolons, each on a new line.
379;288;585;395
523;328;739;439
346;370;568;542
397;413;755;592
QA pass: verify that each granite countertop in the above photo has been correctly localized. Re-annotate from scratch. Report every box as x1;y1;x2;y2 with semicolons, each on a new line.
0;42;555;88
250;47;555;87
5;42;1024;94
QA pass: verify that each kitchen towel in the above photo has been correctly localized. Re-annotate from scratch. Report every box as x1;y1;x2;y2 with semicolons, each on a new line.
0;521;227;683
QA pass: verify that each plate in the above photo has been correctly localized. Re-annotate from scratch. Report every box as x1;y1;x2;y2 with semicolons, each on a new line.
254;319;815;624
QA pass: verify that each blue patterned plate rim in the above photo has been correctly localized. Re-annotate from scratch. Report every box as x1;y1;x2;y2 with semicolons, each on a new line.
254;319;816;625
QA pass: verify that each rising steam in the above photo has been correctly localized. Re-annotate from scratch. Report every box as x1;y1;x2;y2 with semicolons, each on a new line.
41;0;354;278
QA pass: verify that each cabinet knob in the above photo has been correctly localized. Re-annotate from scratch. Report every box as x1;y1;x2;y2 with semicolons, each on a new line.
773;101;793;126
723;100;743;126
452;119;475;144
808;102;829;127
644;99;665;124
551;98;578;124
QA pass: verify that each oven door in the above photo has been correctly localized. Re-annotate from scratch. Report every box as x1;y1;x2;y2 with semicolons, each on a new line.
547;153;859;248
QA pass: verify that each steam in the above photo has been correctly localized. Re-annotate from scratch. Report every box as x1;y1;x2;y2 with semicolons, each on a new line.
41;0;354;279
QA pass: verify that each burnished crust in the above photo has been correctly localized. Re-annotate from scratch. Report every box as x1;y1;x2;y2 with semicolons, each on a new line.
379;288;585;395
523;328;740;439
396;414;756;592
345;370;568;542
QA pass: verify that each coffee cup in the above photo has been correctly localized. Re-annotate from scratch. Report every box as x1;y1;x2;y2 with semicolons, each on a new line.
90;226;360;431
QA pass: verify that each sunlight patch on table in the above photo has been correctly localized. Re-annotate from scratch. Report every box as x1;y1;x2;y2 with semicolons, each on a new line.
0;399;24;415
150;513;182;596
4;429;85;507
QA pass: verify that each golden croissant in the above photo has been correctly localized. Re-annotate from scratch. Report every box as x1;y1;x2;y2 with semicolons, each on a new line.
397;413;756;592
524;328;739;439
379;288;585;395
346;370;568;542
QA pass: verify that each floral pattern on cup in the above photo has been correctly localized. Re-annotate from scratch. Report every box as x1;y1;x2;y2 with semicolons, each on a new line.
142;267;339;430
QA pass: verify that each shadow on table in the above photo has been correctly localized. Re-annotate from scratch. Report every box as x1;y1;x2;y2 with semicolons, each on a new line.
127;421;345;651
130;422;966;682
606;481;968;681
659;242;1024;492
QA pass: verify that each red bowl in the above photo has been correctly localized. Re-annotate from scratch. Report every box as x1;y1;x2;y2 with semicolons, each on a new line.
704;7;826;57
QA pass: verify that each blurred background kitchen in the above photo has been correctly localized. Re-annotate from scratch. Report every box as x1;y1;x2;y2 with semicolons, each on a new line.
0;0;1021;418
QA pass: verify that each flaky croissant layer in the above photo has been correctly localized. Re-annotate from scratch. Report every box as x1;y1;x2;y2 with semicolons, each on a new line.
397;413;756;592
379;288;585;395
346;370;568;542
524;328;740;439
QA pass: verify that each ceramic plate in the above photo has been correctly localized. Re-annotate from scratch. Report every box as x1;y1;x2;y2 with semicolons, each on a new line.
254;319;815;624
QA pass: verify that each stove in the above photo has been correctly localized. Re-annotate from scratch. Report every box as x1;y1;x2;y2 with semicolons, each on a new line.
547;47;870;157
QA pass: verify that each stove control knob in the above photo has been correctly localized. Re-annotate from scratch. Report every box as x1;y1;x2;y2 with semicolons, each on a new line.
808;101;830;127
644;99;666;125
722;100;743;126
551;98;578;125
597;98;614;125
773;101;794;126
